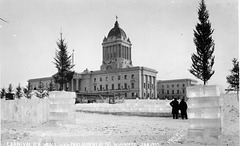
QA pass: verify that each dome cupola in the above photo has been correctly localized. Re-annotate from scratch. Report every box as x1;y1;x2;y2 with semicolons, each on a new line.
107;21;127;39
101;19;132;71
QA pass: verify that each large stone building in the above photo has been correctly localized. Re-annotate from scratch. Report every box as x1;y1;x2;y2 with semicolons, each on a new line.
28;20;158;99
157;79;198;100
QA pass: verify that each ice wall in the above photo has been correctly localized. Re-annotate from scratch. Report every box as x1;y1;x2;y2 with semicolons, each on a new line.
187;85;222;138
48;91;76;125
1;91;76;125
1;97;50;124
75;99;172;117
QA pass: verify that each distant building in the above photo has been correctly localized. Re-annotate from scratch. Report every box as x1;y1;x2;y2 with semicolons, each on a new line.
157;79;197;100
28;20;158;99
28;77;53;90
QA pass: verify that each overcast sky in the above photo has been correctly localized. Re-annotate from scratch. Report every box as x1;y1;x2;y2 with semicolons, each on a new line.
0;0;238;91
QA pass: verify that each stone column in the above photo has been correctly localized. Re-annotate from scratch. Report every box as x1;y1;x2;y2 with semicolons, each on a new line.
145;75;148;99
76;79;79;91
153;77;157;99
141;68;144;99
111;46;114;58
109;46;111;59
124;46;126;59
119;45;121;58
126;47;128;60
104;47;106;60
73;79;76;91
70;80;72;91
67;82;69;90
103;47;105;61
152;76;155;99
114;46;117;57
128;47;130;60
122;46;125;59
129;48;131;61
122;45;124;58
78;79;81;92
116;45;119;58
122;46;124;59
187;85;222;138
111;46;113;59
125;47;127;59
149;76;152;99
106;47;109;59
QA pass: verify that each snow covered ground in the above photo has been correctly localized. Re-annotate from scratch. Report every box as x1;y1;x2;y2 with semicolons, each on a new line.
1;112;239;145
1;94;239;146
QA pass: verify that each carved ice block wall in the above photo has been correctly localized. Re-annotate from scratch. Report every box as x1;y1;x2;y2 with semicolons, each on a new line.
187;85;222;138
48;91;76;125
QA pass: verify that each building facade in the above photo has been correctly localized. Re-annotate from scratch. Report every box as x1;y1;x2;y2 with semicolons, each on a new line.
28;20;158;99
157;79;197;100
28;77;53;91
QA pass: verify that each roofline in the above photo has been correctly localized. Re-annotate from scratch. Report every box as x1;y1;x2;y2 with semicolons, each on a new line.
28;77;53;82
157;78;198;83
28;66;158;82
86;66;158;75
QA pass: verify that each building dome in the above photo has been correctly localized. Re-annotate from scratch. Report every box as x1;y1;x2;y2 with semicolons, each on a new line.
107;21;127;39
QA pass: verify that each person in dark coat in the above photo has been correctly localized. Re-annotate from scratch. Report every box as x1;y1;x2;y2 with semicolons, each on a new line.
170;98;179;119
179;98;188;119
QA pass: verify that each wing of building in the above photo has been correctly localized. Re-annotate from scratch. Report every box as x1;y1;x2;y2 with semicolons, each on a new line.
157;79;198;100
28;20;158;99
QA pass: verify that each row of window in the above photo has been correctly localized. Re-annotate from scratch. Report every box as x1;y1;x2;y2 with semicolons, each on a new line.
159;89;185;94
94;74;135;82
93;82;155;91
143;93;154;98
160;84;185;88
104;45;130;60
94;83;135;91
144;83;154;89
159;96;185;100
31;82;50;90
119;92;138;98
116;92;154;98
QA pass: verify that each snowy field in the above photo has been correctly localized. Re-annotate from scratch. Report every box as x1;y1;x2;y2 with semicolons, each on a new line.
1;111;239;146
1;94;239;146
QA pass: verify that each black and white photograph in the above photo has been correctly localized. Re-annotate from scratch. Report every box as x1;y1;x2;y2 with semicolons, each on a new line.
0;0;239;145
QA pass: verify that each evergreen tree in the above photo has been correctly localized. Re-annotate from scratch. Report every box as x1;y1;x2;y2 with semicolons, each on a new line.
23;85;31;99
8;84;13;93
38;80;45;92
23;87;28;96
52;33;74;90
189;0;215;85
27;83;31;91
0;88;6;99
16;83;22;99
226;58;239;94
48;80;54;91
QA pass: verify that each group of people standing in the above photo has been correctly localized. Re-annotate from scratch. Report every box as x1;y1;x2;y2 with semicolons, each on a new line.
170;98;188;119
